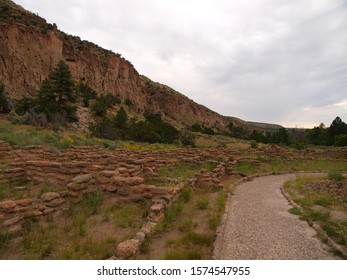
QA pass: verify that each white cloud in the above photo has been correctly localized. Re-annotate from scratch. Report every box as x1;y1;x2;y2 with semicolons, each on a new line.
14;0;347;127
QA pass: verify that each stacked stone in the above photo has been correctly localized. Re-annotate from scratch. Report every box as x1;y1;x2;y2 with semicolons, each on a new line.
115;183;184;259
13;146;56;162
0;140;15;165
67;174;94;195
0;168;26;185
12;161;89;186
0;191;66;234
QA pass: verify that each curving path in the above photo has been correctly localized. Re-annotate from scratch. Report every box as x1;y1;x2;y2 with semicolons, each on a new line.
218;174;339;259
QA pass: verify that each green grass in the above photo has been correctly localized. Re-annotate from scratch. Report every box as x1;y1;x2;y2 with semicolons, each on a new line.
164;232;214;260
113;204;145;229
157;162;216;183
181;187;192;202
196;195;209;210
322;221;347;246
157;200;184;233
236;158;347;175
178;218;196;232
288;207;302;216
328;170;344;181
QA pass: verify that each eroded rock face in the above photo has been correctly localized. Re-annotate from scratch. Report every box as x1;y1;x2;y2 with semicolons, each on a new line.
0;2;282;133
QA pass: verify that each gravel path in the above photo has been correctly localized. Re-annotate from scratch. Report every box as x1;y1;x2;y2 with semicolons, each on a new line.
218;174;339;259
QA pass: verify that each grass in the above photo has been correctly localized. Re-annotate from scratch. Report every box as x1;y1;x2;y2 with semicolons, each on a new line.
0;119;177;151
328;170;344;181
0;190;147;259
164;232;214;260
156;162;217;184
196;195;209;210
236;158;347;176
157;200;184;233
285;176;347;248
288;207;302;216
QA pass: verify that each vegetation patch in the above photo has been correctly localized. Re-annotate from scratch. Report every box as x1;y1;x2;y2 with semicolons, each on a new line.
285;175;347;249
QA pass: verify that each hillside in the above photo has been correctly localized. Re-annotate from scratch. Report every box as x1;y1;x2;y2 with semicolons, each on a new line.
0;0;281;134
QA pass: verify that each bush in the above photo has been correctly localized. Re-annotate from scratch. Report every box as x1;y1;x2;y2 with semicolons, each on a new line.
328;170;344;181
0;82;13;113
250;140;258;149
91;93;120;117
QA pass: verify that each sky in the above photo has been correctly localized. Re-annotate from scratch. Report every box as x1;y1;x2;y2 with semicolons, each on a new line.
14;0;347;128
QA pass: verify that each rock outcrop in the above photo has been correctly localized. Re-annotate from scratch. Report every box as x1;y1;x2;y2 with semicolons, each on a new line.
0;0;281;133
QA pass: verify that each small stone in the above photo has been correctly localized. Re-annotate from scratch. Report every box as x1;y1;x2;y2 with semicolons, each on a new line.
140;222;157;236
0;200;16;212
99;170;116;177
72;174;93;184
127;177;144;186
103;185;118;192
96;176;111;184
117;188;129;196
112;176;128;186
3;216;21;226
67;182;87;191
41;192;60;202
150;203;165;214
45;198;65;208
116;239;140;259
134;231;146;244
43;208;55;215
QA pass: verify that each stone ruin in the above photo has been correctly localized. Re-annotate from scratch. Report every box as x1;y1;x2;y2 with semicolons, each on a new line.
0;139;346;258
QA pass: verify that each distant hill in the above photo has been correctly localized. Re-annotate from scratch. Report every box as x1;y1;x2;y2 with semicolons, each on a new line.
0;0;282;134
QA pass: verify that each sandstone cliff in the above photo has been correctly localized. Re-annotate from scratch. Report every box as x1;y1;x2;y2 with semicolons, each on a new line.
0;0;281;133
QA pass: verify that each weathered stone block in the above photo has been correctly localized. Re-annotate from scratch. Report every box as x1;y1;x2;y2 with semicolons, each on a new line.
116;239;140;259
72;174;93;184
127;176;144;186
41;192;60;202
45;198;65;208
0;200;16;213
67;182;87;191
103;185;118;192
117;188;130;196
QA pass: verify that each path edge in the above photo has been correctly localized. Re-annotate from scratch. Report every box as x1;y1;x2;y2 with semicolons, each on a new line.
212;171;347;260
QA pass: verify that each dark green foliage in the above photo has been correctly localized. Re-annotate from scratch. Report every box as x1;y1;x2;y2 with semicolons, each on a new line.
328;117;347;146
78;82;97;107
91;93;120;117
180;129;196;147
124;98;133;107
0;82;13;113
190;123;215;135
90;110;181;144
90;107;128;140
131;113;179;143
271;127;289;145
15;61;78;125
305;117;347;147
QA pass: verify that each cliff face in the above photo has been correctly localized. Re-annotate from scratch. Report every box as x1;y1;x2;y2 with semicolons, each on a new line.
0;0;281;133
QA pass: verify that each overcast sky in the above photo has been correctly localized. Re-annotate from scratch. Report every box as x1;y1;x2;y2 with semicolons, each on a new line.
15;0;347;128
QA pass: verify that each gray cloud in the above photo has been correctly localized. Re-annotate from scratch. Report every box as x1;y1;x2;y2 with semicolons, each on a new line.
15;0;347;127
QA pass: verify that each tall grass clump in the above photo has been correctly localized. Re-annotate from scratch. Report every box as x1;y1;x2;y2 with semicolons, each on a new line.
328;170;344;182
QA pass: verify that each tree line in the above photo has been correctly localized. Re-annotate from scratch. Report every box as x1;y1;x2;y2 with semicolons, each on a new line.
2;60;193;145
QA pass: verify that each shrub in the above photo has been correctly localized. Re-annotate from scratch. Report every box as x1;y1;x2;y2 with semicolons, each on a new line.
0;82;13;113
250;140;258;149
328;170;344;181
181;187;192;202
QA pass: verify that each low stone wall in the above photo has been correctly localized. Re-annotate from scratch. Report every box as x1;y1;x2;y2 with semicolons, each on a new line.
0;168;27;185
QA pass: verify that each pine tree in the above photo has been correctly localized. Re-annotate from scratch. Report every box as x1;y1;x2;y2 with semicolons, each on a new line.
36;60;77;123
